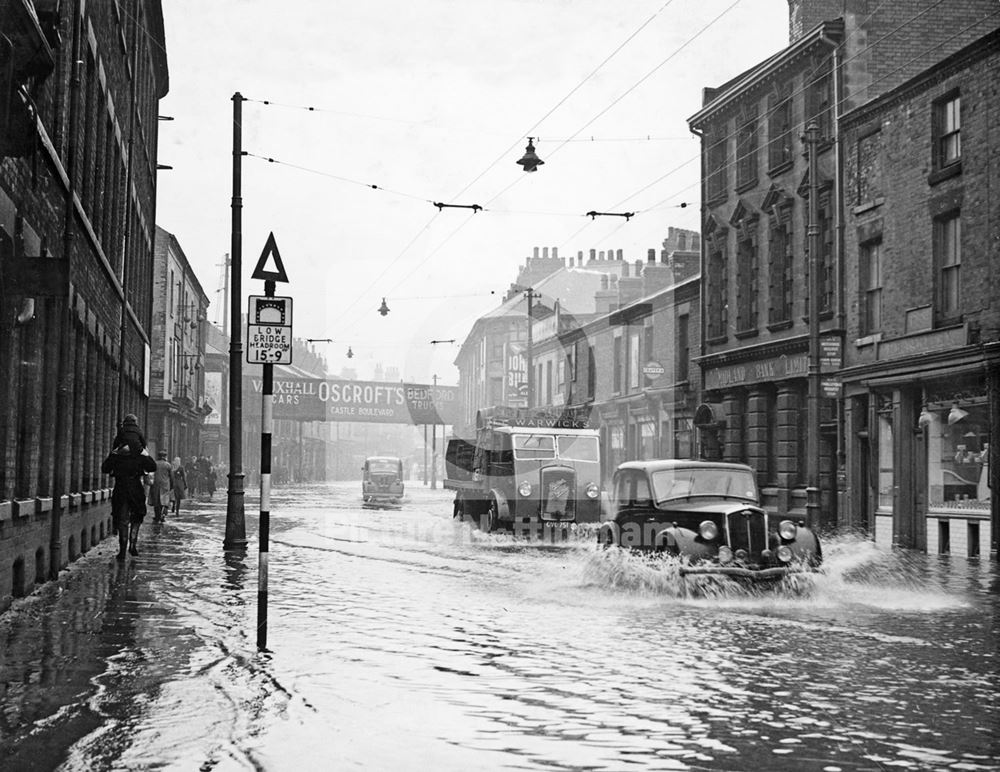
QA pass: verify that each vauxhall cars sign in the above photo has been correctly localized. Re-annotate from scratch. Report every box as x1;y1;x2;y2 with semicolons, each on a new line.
244;376;460;425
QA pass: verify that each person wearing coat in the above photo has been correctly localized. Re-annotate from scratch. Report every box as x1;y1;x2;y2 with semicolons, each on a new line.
171;456;188;514
102;448;157;560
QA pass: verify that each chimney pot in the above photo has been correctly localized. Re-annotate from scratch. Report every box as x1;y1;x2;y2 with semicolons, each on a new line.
533;247;539;259
648;248;656;262
542;247;549;259
589;249;596;261
616;249;623;260
599;251;605;261
552;247;558;259
661;249;669;264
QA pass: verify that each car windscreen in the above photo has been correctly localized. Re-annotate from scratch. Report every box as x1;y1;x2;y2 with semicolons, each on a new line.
557;434;599;462
368;460;399;474
650;467;758;503
513;434;556;459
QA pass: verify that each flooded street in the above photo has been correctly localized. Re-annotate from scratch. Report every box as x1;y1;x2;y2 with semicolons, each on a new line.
1;482;998;771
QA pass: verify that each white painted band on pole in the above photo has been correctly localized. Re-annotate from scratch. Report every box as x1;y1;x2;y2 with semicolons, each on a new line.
263;394;273;427
261;473;271;509
258;550;269;590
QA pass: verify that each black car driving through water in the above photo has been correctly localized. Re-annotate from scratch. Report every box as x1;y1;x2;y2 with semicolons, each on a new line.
598;460;822;581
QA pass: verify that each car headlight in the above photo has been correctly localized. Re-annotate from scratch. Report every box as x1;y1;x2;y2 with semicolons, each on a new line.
776;545;793;563
778;520;797;541
586;482;600;499
699;520;719;541
718;545;733;564
518;481;532;497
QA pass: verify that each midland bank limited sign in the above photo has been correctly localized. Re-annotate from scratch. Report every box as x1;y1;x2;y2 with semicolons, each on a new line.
244;377;460;425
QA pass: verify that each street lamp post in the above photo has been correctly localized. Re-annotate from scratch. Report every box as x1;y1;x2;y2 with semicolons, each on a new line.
431;374;438;489
224;92;247;551
805;120;822;531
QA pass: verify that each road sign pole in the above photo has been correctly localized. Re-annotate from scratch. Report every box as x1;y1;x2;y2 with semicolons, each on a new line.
248;233;290;651
257;278;275;651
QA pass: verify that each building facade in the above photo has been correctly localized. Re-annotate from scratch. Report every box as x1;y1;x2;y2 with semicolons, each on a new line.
0;1;167;607
148;226;210;462
687;0;999;534
840;29;1000;556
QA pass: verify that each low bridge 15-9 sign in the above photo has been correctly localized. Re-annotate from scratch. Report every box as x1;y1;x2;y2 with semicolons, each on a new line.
247;295;293;364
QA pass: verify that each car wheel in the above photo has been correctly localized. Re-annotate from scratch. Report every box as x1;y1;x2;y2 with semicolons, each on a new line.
483;499;498;533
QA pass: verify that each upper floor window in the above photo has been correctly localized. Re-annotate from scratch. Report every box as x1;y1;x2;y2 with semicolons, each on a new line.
706;128;727;202
706;245;728;339
677;314;689;382
806;68;833;142
767;86;792;171
768;219;793;325
860;239;882;336
935;94;961;168
613;334;622;393
735;235;759;333
935;212;961;322
736;107;759;190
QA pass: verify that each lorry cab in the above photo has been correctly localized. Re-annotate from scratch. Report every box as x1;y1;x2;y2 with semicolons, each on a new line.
445;407;602;532
362;456;404;505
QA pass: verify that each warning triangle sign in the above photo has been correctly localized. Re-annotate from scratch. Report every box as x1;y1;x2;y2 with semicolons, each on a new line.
251;232;289;283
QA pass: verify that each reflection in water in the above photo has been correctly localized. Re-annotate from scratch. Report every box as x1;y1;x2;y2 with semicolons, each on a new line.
1;487;998;772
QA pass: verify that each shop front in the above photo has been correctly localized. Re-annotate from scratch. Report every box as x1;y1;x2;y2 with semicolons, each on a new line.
844;358;998;557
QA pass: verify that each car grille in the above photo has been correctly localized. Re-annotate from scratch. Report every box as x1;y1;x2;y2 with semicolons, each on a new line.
725;508;768;561
540;466;575;520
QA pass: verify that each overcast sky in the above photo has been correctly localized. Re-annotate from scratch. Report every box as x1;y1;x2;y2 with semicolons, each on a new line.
155;0;789;386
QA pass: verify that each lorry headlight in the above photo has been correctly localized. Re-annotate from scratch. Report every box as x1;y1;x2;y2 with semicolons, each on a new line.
778;520;797;541
518;481;532;497
586;482;600;499
776;545;793;563
699;520;719;541
718;545;733;564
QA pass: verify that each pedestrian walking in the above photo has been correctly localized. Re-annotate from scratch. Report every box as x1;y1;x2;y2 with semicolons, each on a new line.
205;460;217;499
149;450;173;521
186;456;201;498
102;447;156;560
171;456;187;514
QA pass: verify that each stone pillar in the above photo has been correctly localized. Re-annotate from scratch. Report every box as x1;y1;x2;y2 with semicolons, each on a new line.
746;387;769;484
722;391;744;463
775;385;803;514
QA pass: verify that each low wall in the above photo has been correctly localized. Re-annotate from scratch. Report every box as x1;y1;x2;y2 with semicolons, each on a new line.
0;489;114;613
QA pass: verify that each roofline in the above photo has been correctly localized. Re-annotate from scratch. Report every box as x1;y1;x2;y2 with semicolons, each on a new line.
688;19;843;129
840;25;1000;127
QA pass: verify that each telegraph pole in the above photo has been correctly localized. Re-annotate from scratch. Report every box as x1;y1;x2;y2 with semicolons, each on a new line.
431;374;438;489
225;92;247;551
805;120;822;530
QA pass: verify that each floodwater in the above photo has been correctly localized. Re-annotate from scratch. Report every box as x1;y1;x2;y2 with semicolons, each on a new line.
1;482;997;771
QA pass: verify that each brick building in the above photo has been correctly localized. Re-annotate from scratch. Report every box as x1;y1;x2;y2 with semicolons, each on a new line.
527;230;701;483
840;29;1000;556
148;226;210;463
687;0;998;531
0;1;167;608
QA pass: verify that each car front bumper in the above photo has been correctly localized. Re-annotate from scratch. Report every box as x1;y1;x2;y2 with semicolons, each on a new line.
679;564;818;581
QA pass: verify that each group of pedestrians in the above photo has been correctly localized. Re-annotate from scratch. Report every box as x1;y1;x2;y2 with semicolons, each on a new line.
101;413;220;561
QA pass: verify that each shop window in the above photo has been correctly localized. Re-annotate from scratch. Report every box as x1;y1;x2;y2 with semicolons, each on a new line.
640;422;656;460
926;401;989;513
876;405;894;511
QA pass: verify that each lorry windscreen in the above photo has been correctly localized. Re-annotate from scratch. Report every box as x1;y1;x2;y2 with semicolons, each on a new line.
513;434;555;459
557;434;599;462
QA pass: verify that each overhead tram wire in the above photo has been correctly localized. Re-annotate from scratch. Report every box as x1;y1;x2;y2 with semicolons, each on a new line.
549;0;960;254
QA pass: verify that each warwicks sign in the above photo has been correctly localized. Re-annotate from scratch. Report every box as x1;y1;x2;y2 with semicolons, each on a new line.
245;377;459;425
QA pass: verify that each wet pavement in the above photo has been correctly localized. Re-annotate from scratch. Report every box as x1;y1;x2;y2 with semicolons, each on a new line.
1;482;998;771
